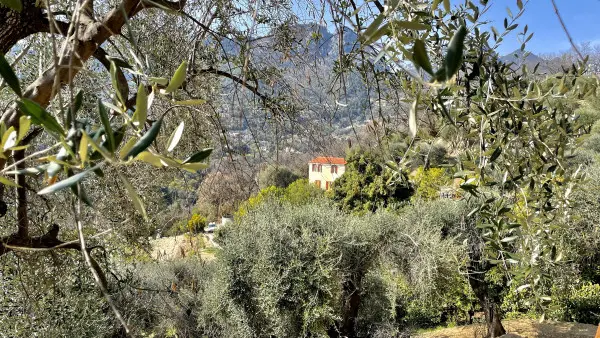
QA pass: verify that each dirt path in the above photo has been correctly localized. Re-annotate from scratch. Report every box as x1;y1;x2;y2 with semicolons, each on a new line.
417;320;598;338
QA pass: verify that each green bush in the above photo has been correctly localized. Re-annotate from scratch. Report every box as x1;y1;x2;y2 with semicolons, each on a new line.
565;283;600;324
282;178;324;205
410;167;452;201
216;199;464;336
114;258;254;338
257;165;301;189
164;213;207;236
0;253;117;337
583;133;600;153
235;179;323;220
329;148;414;213
410;141;449;169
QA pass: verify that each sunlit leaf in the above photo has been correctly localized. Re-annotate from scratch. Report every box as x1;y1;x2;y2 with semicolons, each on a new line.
409;98;418;138
135;151;163;167
79;132;89;164
38;167;97;195
164;61;187;93
133;84;148;127
0;176;19;187
6;145;28;151
181;162;209;172
17;116;30;142
2;127;17;151
149;77;169;85
167;122;184;152
102;101;123;114
157;155;180;167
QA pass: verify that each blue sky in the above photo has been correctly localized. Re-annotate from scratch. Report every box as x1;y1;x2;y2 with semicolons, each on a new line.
481;0;600;55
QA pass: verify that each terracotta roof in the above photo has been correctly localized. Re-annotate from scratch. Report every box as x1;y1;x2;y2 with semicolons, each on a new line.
309;156;346;165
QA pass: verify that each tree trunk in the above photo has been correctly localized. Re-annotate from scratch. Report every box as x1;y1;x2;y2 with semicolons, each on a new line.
0;1;48;54
467;271;506;338
339;274;363;338
483;301;506;338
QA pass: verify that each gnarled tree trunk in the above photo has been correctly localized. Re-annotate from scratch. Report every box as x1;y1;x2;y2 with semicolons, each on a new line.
467;264;506;338
0;1;47;54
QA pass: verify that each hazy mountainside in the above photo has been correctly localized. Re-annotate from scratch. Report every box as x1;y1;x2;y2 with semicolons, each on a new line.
498;48;595;74
216;24;371;157
500;49;552;73
215;25;576;158
221;23;359;61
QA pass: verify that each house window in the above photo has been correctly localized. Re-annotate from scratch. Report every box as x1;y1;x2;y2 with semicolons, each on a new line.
318;164;322;172
331;165;338;174
312;164;317;172
325;181;333;190
314;180;321;188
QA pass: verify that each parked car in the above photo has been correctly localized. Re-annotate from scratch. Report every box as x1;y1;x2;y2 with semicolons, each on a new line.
205;222;217;233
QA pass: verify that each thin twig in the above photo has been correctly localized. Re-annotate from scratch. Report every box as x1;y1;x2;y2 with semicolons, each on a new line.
73;187;131;335
1;143;61;174
551;0;600;80
550;0;585;61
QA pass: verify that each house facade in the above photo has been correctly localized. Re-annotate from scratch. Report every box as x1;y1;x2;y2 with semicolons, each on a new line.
308;157;347;190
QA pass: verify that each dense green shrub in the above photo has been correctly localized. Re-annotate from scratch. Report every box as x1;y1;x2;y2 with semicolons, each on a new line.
582;133;600;153
114;258;254;338
257;165;301;189
235;179;323;220
329;148;414;213
410;167;452;201
0;253;117;337
282;178;324;205
410;141;450;169
216;199;465;336
164;213;207;236
563;284;600;324
568;284;600;324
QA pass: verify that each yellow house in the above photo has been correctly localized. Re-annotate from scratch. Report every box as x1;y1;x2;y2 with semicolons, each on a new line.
308;157;347;190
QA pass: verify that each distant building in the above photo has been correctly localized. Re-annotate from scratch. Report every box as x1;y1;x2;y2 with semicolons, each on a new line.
221;215;233;226
308;156;347;190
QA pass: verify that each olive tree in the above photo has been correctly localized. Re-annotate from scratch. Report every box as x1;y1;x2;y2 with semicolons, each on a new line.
216;197;463;337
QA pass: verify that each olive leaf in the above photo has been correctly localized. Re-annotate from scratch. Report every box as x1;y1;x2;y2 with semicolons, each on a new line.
124;118;163;159
0;52;21;96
